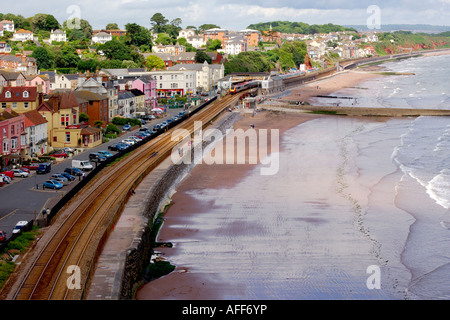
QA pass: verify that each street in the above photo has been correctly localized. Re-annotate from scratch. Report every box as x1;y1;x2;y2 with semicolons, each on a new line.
0;106;190;237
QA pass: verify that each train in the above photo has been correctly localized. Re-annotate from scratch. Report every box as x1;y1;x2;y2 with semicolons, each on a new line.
229;81;260;94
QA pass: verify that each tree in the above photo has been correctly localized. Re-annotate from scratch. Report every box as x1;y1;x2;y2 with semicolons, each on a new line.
63;18;93;39
125;23;152;47
79;112;89;123
150;13;168;33
97;40;132;61
77;59;99;72
54;45;80;68
31;13;59;32
106;23;119;30
195;50;212;64
145;55;165;70
198;24;220;32
31;47;54;70
206;39;222;51
155;33;173;45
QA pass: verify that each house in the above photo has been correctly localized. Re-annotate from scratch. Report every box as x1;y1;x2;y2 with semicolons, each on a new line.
0;54;37;75
73;90;109;127
91;31;112;44
12;29;34;42
186;35;206;49
147;70;197;97
238;29;261;46
127;89;145;114
0;20;14;32
0;25;3;37
0;108;26;166
0;70;27;86
37;91;102;149
54;73;78;90
117;90;136;118
167;62;224;93
132;75;157;109
0;41;11;53
23;110;48;157
0;86;41;113
223;36;248;55
39;70;56;91
25;74;50;94
50;29;67;42
152;45;186;56
178;29;196;39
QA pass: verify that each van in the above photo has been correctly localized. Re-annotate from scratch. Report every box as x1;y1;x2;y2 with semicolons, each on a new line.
72;160;93;171
37;162;51;174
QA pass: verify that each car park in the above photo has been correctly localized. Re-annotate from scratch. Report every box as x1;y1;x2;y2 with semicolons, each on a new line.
98;150;113;158
0;230;6;242
59;172;76;181
89;153;107;162
43;180;63;190
123;124;131;131
64;167;83;176
12;169;29;178
12;221;28;234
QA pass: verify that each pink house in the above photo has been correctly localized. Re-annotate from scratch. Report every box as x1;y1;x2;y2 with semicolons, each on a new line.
0;108;26;168
25;74;50;94
132;75;157;108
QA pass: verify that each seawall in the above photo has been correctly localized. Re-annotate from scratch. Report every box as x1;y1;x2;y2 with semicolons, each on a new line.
86;111;240;300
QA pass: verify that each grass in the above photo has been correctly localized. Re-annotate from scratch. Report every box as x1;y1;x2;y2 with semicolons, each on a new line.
0;227;41;288
309;110;347;116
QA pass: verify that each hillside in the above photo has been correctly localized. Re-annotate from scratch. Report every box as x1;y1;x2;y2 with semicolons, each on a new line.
247;21;357;34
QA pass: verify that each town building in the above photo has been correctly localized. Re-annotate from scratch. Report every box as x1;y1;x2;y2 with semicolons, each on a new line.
0;108;26;166
132;75;157;109
73;90;109;128
167;61;224;93
23;109;48;157
147;70;197;97
91;31;112;44
152;44;186;55
178;29;196;39
0;86;42;113
12;29;34;42
0;54;37;75
25;74;50;94
0;20;14;32
50;29;67;42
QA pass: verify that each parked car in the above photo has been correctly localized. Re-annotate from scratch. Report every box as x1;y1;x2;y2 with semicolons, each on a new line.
0;174;12;184
123;124;131;131
37;163;51;174
12;221;28;234
89;153;107;162
129;136;142;142
121;139;135;146
49;150;68;158
12;169;29;178
22;163;39;170
97;150;113;158
64;167;83;176
43;180;63;190
0;230;6;242
62;147;75;154
1;171;14;179
51;174;69;185
59;172;76;181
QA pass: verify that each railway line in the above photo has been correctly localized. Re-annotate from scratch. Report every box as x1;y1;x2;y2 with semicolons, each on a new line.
9;93;242;300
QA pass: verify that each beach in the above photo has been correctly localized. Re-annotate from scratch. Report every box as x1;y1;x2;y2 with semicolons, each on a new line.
135;53;450;300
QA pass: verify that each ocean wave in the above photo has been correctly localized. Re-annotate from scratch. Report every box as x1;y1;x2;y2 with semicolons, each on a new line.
426;169;450;210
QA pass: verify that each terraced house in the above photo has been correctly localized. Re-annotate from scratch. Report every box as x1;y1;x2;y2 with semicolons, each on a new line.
0;86;42;113
0;109;26;167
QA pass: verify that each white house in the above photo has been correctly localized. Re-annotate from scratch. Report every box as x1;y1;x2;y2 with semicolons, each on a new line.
186;35;206;49
23;110;48;157
12;29;34;42
223;36;248;55
91;32;112;44
50;29;67;42
178;29;196;39
0;20;14;32
167;61;224;93
147;70;197;97
118;91;136;118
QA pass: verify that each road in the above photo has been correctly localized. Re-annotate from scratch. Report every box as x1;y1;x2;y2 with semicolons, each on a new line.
0;106;192;237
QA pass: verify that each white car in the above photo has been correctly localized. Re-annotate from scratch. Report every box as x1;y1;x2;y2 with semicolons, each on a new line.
129;136;142;142
12;221;28;234
121;139;135;145
0;174;11;184
12;169;29;177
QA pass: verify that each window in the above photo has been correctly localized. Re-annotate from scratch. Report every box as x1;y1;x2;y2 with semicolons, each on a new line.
160;83;162;89
12;102;17;109
5;91;11;98
11;138;17;149
1;102;6;108
11;125;14;135
3;141;8;153
65;132;71;143
24;102;29;109
61;115;65;126
23;91;29;98
2;128;6;137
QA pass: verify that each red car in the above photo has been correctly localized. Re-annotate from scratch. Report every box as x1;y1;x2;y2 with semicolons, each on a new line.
23;163;39;170
1;171;14;179
0;230;6;242
50;150;68;158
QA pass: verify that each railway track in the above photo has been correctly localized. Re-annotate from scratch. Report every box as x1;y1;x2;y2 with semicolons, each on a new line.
10;93;242;300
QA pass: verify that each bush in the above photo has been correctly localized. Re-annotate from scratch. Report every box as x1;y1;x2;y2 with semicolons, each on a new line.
105;123;120;135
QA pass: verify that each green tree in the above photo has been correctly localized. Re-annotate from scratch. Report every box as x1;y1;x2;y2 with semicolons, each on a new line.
198;24;220;32
106;23;119;30
195;50;212;64
145;55;165;70
79;112;89;123
54;45;80;68
63;18;92;39
206;39;222;51
77;59;99;72
155;33;173;45
105;123;120;135
31;47;54;70
150;13;168;33
97;39;132;60
125;23;152;47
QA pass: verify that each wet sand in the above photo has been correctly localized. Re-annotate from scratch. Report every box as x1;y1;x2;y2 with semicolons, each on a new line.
135;111;323;300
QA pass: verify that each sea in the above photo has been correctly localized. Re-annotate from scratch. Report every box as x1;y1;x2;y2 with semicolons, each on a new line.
138;53;450;300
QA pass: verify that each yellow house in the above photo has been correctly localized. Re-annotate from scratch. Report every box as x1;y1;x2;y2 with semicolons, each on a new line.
37;91;102;149
0;86;42;113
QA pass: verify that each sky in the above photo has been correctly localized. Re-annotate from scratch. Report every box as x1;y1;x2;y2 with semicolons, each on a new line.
4;0;450;31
